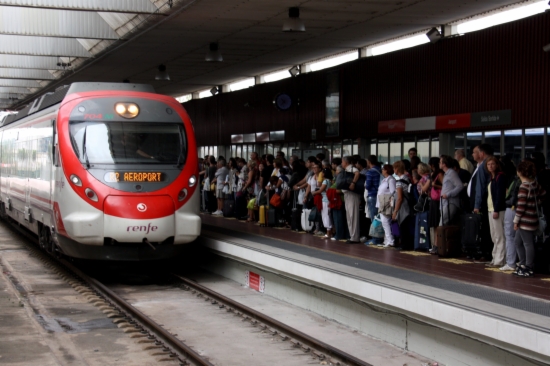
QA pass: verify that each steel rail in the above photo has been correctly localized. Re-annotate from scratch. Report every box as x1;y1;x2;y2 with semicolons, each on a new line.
173;274;373;366
60;260;215;366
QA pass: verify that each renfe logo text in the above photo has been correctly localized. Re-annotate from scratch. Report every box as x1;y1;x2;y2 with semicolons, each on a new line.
127;223;158;234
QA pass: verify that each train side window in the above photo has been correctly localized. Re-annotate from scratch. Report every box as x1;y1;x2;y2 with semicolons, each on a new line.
52;119;60;167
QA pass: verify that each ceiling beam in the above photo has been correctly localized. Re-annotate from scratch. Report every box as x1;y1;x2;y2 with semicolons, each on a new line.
0;7;119;40
0;69;55;80
0;86;32;94
0;35;92;58
0;55;63;70
0;0;160;14
0;79;43;88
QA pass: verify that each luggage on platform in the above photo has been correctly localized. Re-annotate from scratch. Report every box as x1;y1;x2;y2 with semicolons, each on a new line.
301;208;314;232
414;211;430;250
291;193;302;231
534;236;550;274
222;198;235;217
436;200;461;257
258;204;267;226
267;207;279;227
461;213;483;256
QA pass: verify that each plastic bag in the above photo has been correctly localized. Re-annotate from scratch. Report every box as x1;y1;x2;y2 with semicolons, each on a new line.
369;214;385;238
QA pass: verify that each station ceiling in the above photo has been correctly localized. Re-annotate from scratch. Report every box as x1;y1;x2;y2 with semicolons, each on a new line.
0;0;530;110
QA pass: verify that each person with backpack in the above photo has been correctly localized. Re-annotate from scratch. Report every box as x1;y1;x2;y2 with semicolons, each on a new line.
485;156;508;268
513;160;546;277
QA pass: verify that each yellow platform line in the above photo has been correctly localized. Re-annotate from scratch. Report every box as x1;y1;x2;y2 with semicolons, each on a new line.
438;258;472;265
401;251;431;256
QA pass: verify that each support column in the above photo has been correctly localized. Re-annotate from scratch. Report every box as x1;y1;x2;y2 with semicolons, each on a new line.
439;133;456;156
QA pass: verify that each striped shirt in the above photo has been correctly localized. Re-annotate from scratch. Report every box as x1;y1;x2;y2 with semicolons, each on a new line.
513;181;546;231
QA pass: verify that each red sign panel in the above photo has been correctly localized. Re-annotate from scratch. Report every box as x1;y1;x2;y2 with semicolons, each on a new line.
378;119;406;133
435;113;471;130
246;271;264;292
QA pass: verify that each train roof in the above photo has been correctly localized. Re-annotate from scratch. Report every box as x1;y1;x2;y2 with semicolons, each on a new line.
1;82;155;127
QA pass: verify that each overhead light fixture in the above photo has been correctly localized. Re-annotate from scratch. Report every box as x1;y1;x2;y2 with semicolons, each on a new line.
282;7;305;32
210;86;219;96
543;43;550;52
155;64;170;81
205;42;223;62
426;27;442;43
289;65;300;77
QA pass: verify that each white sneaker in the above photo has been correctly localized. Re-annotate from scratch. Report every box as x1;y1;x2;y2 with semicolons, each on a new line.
499;264;515;271
212;210;223;216
383;243;394;248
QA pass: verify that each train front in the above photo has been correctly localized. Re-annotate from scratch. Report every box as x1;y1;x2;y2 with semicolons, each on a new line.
54;83;201;260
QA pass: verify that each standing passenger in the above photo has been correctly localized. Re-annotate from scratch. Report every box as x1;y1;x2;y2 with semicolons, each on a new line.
342;156;361;243
377;164;396;247
485;156;507;268
514;160;546;277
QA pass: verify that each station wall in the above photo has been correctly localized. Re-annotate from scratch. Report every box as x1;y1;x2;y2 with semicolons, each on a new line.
184;11;550;147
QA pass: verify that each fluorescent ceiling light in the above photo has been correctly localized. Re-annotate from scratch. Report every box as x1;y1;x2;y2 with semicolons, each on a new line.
176;94;192;103
229;78;254;92
309;52;358;72
199;90;212;99
457;1;549;34
371;34;429;56
264;70;291;83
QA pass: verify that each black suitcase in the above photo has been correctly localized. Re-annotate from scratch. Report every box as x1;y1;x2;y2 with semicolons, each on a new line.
267;208;279;227
534;236;550;274
222;199;235;217
291;193;302;231
461;213;482;256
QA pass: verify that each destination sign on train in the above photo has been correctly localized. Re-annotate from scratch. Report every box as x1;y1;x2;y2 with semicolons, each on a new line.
104;172;166;183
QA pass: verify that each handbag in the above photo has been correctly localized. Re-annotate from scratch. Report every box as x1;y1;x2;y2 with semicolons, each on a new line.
533;186;547;236
414;193;429;212
203;177;211;191
390;221;400;237
430;187;441;201
270;192;282;208
369;214;385;238
308;206;322;223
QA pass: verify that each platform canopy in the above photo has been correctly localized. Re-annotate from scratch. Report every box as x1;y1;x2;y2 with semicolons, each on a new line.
0;0;537;110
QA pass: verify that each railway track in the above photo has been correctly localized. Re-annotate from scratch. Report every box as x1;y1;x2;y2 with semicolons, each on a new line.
8;219;374;366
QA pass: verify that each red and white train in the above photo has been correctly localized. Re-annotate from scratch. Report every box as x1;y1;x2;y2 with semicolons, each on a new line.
0;83;201;260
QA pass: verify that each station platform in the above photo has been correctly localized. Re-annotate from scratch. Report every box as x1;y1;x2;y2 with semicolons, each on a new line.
199;213;550;365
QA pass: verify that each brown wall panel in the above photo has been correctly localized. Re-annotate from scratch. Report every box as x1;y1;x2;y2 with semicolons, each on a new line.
185;12;550;145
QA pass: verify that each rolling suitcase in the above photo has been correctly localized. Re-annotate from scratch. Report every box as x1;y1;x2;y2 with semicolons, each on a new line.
265;190;279;227
258;204;267;226
222;198;235;217
414;211;430;250
301;208;314;232
291;192;302;231
437;200;461;257
461;213;482;256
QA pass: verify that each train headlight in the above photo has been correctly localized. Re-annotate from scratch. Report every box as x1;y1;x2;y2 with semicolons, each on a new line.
115;102;140;118
70;174;82;187
189;175;197;187
85;188;98;202
178;188;188;201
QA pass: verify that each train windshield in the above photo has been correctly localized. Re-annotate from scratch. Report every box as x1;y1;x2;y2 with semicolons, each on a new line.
69;121;187;166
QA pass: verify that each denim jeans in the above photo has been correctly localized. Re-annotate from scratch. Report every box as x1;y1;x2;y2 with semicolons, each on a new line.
367;196;382;243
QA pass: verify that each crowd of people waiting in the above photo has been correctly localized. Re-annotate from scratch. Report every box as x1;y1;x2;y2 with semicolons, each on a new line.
199;145;549;278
